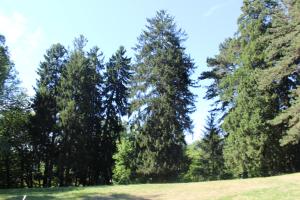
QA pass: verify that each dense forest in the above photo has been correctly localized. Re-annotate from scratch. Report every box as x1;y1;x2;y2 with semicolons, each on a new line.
0;0;299;188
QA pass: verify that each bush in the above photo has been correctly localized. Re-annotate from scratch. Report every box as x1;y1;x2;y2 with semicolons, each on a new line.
112;138;134;184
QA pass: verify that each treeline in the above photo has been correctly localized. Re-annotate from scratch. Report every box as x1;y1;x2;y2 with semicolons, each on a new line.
0;10;194;188
0;0;300;188
0;35;131;187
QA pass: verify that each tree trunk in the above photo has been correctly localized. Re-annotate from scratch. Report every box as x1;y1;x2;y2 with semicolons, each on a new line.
5;155;10;188
43;159;49;187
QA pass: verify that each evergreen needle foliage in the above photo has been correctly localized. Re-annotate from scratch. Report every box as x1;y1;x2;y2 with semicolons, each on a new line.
130;10;195;181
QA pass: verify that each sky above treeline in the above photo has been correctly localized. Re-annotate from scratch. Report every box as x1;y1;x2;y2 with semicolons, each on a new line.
0;0;243;142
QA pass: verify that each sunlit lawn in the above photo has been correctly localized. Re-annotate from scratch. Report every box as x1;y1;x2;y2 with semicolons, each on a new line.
1;173;300;200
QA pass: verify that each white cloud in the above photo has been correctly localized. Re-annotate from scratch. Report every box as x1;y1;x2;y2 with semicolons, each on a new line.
0;12;27;44
203;4;223;17
27;27;43;50
0;11;45;96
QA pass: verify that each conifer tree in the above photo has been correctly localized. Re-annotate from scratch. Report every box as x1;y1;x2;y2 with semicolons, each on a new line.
102;46;131;184
261;0;300;146
57;35;104;186
31;43;67;187
200;113;224;180
200;0;295;177
131;10;195;181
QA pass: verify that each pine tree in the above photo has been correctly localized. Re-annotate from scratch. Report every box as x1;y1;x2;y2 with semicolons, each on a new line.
131;10;195;181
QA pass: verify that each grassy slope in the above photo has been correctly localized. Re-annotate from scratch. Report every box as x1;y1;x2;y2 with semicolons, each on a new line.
0;173;300;200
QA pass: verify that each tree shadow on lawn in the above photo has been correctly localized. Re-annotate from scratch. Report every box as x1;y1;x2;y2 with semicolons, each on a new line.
0;187;85;200
81;193;158;200
4;195;56;200
1;187;159;200
3;193;156;200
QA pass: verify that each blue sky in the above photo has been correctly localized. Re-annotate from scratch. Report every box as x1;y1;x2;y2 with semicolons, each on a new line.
0;0;243;142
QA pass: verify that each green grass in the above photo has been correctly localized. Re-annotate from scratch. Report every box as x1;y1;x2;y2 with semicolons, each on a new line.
1;173;300;200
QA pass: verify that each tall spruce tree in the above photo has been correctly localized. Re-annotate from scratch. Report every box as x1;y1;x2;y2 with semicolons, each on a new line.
102;46;131;184
57;36;104;186
131;10;195;181
31;43;68;187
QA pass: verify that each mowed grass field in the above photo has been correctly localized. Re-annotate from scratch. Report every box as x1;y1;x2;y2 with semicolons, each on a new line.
1;173;300;200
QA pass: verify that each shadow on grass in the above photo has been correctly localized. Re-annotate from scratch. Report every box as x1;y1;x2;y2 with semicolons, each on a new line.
0;187;159;200
0;186;84;194
81;193;156;200
3;193;156;200
4;195;56;200
0;187;87;200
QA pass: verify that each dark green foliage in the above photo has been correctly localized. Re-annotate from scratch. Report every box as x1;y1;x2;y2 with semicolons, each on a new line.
0;34;133;188
102;46;132;184
0;107;32;188
31;43;68;187
104;46;131;117
272;87;300;145
261;0;300;146
200;113;224;180
131;10;195;181
57;35;104;186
